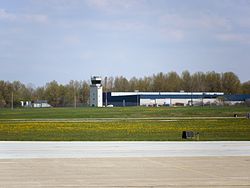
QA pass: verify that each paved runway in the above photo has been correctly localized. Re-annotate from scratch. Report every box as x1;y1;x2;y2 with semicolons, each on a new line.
1;157;250;187
1;141;250;158
1;142;250;187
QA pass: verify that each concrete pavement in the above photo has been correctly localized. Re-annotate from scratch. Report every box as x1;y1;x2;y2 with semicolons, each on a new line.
1;141;250;158
1;142;250;187
0;157;250;187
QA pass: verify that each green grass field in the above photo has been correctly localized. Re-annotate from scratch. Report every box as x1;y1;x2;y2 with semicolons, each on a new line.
0;119;249;141
0;106;249;141
0;106;250;119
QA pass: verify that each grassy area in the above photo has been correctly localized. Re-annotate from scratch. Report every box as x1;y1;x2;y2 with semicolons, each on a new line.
0;106;249;141
0;106;250;119
0;119;249;141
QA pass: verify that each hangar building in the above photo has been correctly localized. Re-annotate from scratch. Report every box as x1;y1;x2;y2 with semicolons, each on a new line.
103;92;226;107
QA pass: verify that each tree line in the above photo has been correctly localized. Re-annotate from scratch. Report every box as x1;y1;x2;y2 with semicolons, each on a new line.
0;71;250;107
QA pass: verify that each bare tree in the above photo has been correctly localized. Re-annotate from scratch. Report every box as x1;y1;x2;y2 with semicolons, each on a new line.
241;81;250;94
181;70;192;91
114;76;129;91
221;72;241;94
205;71;222;92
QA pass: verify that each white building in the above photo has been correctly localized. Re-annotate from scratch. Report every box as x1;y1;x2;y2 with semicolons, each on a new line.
20;100;51;108
104;92;225;107
33;100;51;108
89;76;103;107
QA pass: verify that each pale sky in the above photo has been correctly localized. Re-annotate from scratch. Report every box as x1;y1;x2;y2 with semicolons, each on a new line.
0;0;250;86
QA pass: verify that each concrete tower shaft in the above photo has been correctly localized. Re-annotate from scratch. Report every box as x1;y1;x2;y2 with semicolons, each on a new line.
90;76;103;107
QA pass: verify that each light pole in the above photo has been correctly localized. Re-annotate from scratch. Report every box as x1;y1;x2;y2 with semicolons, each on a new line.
11;91;13;110
135;90;139;106
202;92;205;107
74;85;77;108
74;94;76;108
191;91;193;106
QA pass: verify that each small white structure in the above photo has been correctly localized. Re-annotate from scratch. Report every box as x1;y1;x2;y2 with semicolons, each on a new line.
33;100;51;108
20;100;51;108
20;101;32;107
90;76;103;107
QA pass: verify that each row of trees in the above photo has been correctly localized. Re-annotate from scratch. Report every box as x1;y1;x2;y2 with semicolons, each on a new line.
0;71;250;107
110;71;247;93
0;80;89;107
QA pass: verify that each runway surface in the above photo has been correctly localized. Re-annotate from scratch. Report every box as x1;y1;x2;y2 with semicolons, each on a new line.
1;141;250;187
1;157;250;188
1;141;250;159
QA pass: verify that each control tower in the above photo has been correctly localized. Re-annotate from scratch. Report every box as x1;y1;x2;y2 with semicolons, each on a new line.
90;76;103;107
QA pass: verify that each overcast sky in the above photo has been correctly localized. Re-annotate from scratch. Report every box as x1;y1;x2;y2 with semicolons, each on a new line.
0;0;250;86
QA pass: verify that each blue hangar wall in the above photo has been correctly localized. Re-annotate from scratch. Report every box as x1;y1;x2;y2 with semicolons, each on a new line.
224;94;250;101
103;92;139;106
